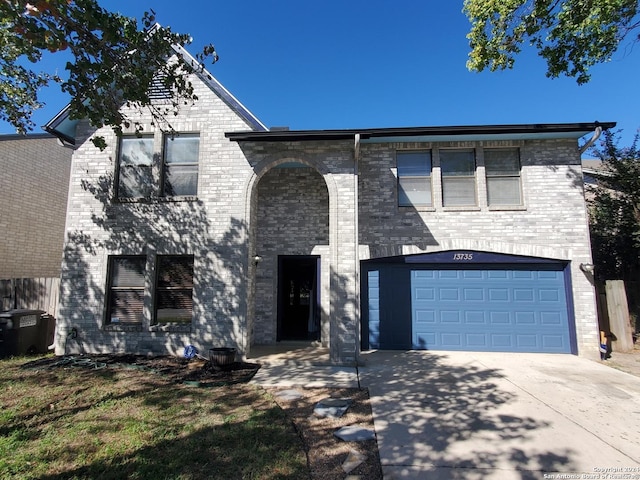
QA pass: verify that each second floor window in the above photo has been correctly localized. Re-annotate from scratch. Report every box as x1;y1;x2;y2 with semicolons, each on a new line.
117;136;154;199
485;148;522;206
397;151;432;207
116;133;200;200
441;149;477;207
163;134;200;197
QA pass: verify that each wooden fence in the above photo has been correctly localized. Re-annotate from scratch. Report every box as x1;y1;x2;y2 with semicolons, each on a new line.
595;280;638;353
0;278;60;316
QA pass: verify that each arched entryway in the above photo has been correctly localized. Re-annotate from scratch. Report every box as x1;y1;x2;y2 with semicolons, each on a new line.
248;160;332;350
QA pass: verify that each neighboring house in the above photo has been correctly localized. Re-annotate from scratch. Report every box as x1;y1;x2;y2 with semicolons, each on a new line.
44;43;614;364
582;159;609;195
0;134;72;279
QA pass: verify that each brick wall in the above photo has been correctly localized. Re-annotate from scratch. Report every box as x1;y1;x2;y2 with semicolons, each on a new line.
55;73;259;357
240;141;358;363
254;167;329;344
53;67;598;361
0;135;72;278
358;139;598;357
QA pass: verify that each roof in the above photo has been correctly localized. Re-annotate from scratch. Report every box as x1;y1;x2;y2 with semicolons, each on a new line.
0;132;59;142
43;30;267;145
581;158;614;179
225;122;616;143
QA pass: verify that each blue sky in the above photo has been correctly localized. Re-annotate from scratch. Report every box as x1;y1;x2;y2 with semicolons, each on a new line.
2;1;638;148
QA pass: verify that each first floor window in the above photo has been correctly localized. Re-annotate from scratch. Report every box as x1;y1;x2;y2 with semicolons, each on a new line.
154;255;194;324
441;149;477;206
163;134;200;196
107;256;146;324
485;148;522;206
397;151;432;207
117;136;154;199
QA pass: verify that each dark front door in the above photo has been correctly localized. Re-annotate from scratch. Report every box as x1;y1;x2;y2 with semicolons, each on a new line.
278;256;320;341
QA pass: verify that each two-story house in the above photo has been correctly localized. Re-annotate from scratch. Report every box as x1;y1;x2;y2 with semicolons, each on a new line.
45;43;613;364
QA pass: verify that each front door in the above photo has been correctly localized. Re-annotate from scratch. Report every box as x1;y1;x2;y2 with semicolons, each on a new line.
278;256;320;341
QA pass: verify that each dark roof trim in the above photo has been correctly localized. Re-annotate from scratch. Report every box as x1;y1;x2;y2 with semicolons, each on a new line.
225;121;616;142
0;132;58;141
43;103;76;145
171;44;267;132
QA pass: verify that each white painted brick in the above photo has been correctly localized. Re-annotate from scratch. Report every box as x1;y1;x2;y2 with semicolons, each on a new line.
54;72;599;362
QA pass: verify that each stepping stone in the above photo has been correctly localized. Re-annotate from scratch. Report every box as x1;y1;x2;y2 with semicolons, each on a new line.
274;389;303;401
334;426;376;442
342;449;366;473
314;398;352;418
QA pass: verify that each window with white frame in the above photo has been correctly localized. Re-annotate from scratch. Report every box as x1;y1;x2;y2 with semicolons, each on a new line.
162;134;200;197
116;133;200;199
397;151;432;207
154;255;194;324
117;136;154;199
485;148;522;206
106;254;194;326
440;149;477;206
106;256;146;324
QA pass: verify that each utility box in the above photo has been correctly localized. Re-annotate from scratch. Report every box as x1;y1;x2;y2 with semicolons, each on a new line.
0;309;54;357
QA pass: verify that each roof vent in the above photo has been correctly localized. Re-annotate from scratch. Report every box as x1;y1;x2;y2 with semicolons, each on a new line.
270;126;290;131
149;74;173;102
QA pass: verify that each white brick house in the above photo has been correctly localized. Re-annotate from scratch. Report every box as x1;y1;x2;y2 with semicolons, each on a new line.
46;45;614;364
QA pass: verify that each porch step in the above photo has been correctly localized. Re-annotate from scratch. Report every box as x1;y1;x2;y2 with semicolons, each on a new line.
247;342;332;367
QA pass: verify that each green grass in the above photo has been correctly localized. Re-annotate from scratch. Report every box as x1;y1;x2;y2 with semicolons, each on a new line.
0;356;307;480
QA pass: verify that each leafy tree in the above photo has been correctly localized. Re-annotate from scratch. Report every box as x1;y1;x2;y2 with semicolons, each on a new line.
588;130;640;281
464;0;639;84
0;0;218;148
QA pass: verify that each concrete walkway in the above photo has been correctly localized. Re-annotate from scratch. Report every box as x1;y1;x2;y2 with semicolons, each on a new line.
249;342;359;387
251;348;640;478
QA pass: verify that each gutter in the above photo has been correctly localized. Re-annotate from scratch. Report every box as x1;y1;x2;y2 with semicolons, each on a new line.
354;133;361;362
579;124;603;155
226;121;617;143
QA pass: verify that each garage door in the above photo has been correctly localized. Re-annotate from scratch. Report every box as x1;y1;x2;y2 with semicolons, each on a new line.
411;267;571;353
363;251;576;354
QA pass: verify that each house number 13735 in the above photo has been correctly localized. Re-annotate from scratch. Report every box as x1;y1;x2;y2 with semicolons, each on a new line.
453;253;473;260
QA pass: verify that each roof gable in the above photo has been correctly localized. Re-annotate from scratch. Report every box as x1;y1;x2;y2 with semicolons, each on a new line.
44;38;267;145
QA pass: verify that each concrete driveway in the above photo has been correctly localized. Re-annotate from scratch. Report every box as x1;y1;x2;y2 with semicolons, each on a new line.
358;350;640;479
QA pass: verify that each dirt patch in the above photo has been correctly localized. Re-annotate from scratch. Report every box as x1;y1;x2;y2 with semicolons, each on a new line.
25;354;383;479
269;386;383;479
26;354;261;386
603;343;640;378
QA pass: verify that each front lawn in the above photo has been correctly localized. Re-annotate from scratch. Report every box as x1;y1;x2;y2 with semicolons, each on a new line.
0;355;307;480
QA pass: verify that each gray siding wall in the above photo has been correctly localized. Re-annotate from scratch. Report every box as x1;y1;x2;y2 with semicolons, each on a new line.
0;135;71;278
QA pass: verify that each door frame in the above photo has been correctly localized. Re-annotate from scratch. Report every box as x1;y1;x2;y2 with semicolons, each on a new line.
277;255;321;341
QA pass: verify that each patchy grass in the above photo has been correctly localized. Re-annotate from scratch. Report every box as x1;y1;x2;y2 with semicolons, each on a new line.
0;355;308;480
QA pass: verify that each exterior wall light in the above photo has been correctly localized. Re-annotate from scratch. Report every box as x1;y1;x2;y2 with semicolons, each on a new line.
253;255;262;265
580;263;595;274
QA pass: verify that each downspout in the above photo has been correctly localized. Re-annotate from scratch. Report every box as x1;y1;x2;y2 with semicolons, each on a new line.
579;124;602;155
578;123;602;359
354;133;361;365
